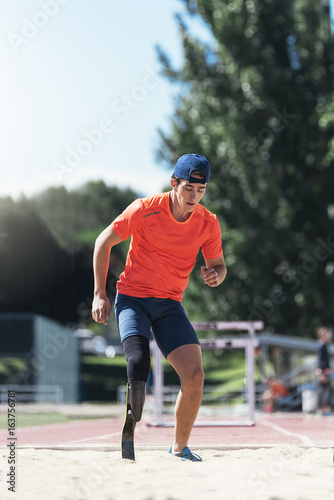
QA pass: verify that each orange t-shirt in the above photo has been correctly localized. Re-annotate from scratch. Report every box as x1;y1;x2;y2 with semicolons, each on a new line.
111;191;223;302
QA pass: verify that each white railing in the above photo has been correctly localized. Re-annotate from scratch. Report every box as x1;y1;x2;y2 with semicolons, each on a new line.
0;385;63;404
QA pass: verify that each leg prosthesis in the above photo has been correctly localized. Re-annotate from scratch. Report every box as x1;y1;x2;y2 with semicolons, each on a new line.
129;380;146;422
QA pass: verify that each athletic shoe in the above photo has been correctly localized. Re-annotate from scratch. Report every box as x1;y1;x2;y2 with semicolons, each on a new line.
168;446;202;462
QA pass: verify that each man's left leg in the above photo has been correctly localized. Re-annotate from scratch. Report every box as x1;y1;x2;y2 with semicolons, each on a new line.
167;343;204;452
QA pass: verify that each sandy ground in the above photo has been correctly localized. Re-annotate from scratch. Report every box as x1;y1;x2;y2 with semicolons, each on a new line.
1;446;333;500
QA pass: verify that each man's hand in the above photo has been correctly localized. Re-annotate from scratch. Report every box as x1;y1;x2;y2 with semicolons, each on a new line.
92;292;111;325
92;225;123;325
201;266;219;287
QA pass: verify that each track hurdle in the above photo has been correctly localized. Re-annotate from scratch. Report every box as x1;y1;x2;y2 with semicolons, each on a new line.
150;321;263;427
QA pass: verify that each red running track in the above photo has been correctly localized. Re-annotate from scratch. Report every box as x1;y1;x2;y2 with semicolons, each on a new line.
0;413;333;449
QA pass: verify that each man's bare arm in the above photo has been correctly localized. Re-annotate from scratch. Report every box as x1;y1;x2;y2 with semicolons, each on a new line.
92;225;123;325
201;255;227;287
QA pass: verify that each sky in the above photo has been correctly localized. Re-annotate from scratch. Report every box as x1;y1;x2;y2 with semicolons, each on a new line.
0;0;212;199
1;1;334;200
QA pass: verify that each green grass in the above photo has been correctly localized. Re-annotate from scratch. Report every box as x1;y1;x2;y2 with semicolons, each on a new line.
0;350;259;408
0;358;27;382
0;411;108;429
205;365;246;382
82;355;127;367
0;412;74;429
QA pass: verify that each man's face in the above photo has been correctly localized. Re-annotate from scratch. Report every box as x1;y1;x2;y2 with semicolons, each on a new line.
171;175;207;213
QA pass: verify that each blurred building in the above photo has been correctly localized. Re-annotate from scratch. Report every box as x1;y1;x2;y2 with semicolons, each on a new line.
0;313;79;403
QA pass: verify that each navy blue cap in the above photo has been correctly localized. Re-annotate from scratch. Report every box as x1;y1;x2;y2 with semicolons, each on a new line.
172;154;210;184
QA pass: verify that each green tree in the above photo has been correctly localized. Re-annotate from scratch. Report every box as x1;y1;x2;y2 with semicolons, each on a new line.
157;0;334;335
32;181;138;294
0;182;139;326
0;198;78;323
32;181;137;252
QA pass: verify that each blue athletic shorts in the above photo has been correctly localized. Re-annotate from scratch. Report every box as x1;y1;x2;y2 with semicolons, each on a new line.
114;293;200;359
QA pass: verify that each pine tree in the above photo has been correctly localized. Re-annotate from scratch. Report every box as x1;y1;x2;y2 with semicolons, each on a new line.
157;0;334;335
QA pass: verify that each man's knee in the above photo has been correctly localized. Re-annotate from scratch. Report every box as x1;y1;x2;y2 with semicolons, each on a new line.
122;335;151;382
181;367;205;392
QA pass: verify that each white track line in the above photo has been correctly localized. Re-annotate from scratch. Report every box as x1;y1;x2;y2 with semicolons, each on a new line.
261;419;314;446
68;432;121;444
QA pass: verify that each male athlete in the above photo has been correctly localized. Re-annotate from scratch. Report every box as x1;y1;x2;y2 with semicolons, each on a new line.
92;154;226;461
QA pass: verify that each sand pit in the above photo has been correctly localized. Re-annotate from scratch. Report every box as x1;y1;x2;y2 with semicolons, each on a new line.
1;446;333;500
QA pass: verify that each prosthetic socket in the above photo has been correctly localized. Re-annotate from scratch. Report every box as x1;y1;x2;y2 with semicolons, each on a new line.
129;381;146;422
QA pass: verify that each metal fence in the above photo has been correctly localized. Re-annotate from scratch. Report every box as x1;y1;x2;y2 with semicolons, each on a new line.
0;384;63;403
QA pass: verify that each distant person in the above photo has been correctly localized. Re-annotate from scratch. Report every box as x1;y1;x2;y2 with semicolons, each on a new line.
261;376;289;413
315;326;333;415
92;154;227;461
